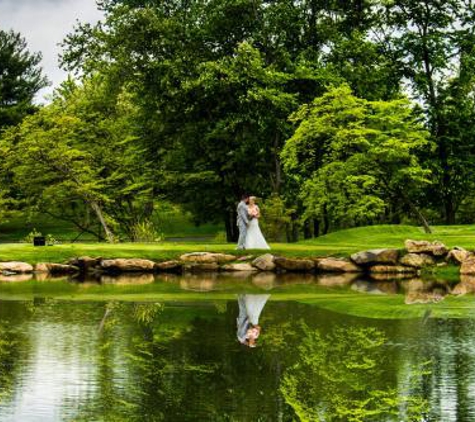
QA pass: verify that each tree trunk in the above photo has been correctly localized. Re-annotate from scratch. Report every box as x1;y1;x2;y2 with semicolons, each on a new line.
225;208;238;242
89;200;115;243
313;218;320;238
399;194;432;234
303;219;312;239
322;205;330;235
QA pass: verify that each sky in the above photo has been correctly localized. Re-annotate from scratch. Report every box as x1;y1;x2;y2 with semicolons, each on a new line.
0;0;104;102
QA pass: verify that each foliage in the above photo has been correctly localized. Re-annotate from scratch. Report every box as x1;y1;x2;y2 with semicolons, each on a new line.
0;29;48;130
259;194;295;242
281;324;429;421
21;228;43;244
282;85;433;232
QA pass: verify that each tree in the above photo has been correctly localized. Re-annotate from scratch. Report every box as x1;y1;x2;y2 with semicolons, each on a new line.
1;76;153;242
0;29;48;130
282;85;433;233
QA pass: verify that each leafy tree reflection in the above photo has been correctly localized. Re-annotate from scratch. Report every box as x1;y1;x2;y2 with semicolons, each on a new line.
281;324;429;422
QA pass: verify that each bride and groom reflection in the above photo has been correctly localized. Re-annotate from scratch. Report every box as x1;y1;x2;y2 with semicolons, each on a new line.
236;293;270;348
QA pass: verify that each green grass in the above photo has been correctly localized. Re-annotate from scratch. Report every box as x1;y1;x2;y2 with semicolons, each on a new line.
0;224;474;263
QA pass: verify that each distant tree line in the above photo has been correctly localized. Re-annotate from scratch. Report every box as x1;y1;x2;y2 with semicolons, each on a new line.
2;0;475;241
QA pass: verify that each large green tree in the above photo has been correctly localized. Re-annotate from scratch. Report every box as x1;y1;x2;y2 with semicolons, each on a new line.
282;85;433;233
0;29;48;130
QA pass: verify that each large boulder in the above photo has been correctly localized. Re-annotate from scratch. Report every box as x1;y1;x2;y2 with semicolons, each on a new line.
101;259;156;272
179;252;236;264
0;274;33;282
68;256;102;273
350;249;399;265
369;265;416;274
404;240;448;256
317;257;362;273
273;257;315;272
155;260;182;272
252;254;276;271
399;253;436;268
446;247;472;264
35;263;79;274
221;263;258;272
0;261;33;273
460;256;475;275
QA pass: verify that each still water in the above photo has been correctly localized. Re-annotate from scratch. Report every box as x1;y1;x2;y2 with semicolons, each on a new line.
0;273;474;421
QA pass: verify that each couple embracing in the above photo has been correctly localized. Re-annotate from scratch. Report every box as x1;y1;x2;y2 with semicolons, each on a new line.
236;194;270;250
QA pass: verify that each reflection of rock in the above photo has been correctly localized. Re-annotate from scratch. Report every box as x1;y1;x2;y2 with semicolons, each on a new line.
317;257;361;273
35;263;79;274
369;272;414;281
101;259;156;272
317;273;359;287
460;256;475;275
369;265;416;274
252;272;277;290
0;261;33;273
404;239;448;256
0;273;33;282
373;281;398;294
451;275;475;295
274;257;315;272
401;278;446;304
274;273;316;284
184;263;220;272
100;273;155;285
180;277;217;291
221;263;258;272
351;280;385;294
399;253;435;268
446;247;472;264
155;260;182;272
252;254;276;271
34;273;69;282
180;252;236;263
350;249;399;265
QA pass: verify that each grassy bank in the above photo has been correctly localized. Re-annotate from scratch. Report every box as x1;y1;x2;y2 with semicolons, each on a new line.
0;224;474;263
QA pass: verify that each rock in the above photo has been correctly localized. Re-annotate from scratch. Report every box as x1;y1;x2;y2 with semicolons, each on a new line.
100;273;154;285
68;256;102;272
350;249;399;265
101;259;156;272
369;265;417;273
155;260;182;272
399;253;436;268
273;257;315;272
404;239;448;256
184;262;220;272
35;263;79;274
237;255;254;261
0;261;33;273
221;263;258;272
179;252;236;264
460;256;475;274
252;254;276;271
446;247;472;264
316;257;362;273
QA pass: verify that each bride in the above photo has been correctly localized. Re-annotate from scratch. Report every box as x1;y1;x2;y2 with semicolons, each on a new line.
245;196;270;250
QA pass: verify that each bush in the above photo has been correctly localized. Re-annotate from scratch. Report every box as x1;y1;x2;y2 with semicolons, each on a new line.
259;195;294;242
131;220;164;242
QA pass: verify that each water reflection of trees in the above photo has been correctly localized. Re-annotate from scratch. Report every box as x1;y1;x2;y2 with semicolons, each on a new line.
280;324;429;422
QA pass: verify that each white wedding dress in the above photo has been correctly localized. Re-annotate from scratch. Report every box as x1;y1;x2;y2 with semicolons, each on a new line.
245;218;270;250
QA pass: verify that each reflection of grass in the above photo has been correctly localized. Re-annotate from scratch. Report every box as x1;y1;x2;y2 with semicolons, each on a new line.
1;224;475;263
2;279;475;319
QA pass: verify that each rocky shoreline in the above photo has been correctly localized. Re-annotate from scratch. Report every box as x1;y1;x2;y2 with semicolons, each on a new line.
0;239;473;280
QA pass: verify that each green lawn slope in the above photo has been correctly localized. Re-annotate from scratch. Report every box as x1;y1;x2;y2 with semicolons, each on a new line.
0;224;474;263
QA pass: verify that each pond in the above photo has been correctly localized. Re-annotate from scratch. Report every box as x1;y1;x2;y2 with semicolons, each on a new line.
0;272;474;421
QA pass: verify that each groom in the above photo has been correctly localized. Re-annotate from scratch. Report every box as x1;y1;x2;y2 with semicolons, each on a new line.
236;194;251;250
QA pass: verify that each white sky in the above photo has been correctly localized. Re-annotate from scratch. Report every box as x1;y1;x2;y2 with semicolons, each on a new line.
0;0;104;102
